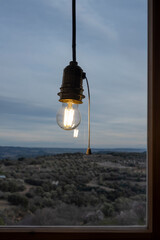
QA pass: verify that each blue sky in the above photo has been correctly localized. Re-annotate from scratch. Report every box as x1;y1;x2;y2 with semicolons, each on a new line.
0;0;147;148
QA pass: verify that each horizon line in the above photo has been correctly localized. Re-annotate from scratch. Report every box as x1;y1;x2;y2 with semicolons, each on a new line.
0;145;147;150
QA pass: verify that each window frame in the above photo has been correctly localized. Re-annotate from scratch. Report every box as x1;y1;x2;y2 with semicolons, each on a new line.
0;0;159;239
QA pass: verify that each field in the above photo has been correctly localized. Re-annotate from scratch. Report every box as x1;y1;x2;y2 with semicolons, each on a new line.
0;152;146;226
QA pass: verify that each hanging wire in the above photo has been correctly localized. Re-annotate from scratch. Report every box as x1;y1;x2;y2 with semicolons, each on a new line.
72;0;76;62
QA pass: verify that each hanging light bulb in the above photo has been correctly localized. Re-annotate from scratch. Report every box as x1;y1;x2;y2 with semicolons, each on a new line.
56;0;91;154
57;61;85;130
56;102;81;130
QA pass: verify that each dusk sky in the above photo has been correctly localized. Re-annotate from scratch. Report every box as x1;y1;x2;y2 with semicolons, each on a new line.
0;0;147;148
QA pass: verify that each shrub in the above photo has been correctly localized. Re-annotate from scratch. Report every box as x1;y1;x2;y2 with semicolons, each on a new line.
0;180;25;192
102;202;114;217
8;194;28;208
25;178;43;186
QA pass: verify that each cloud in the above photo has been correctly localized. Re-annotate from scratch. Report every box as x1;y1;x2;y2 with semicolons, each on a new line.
0;96;56;118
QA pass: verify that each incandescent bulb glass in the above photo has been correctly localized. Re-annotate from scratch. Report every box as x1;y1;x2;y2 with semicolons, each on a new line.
56;102;81;130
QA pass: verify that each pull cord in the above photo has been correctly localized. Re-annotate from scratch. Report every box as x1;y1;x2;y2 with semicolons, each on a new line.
85;76;91;155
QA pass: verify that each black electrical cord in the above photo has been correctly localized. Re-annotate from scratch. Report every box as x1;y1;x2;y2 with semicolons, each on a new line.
72;0;76;62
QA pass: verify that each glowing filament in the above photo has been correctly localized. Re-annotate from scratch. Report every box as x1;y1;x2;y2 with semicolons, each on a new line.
63;103;74;128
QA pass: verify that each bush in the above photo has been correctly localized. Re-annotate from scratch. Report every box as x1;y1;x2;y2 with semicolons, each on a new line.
115;209;138;225
102;202;114;217
0;217;5;225
0;180;25;192
25;178;43;186
8;194;28;208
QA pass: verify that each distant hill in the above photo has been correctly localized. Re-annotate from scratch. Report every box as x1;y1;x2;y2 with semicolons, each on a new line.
0;146;146;160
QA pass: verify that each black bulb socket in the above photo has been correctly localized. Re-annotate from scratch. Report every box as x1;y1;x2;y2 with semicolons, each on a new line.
58;61;85;104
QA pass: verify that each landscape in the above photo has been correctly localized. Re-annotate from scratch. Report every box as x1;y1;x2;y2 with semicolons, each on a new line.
0;148;146;226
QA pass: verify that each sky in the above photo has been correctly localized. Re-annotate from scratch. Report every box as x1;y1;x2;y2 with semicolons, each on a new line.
0;0;147;149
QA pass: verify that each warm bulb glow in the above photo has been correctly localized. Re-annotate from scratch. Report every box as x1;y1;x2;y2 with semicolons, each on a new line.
56;102;81;130
64;103;74;128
